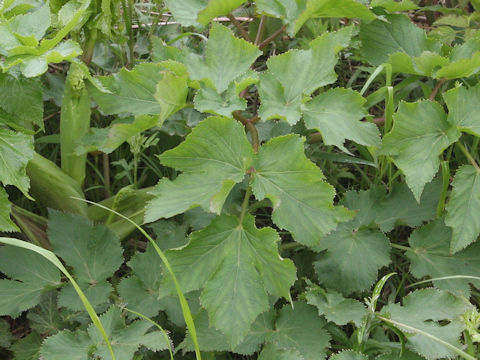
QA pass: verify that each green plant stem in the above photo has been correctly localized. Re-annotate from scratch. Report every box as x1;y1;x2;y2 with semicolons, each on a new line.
429;78;446;101
436;160;450;217
82;29;98;65
227;13;251;42
457;142;480;173
121;0;135;67
390;243;411;252
259;25;287;49
245;121;259;152
255;15;267;45
239;180;252;225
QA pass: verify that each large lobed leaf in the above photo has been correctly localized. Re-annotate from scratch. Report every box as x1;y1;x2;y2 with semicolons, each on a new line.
164;214;296;347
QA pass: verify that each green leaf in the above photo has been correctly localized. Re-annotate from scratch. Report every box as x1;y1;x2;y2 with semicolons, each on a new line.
165;0;247;27
88;306;170;360
406;219;480;297
0;127;34;196
0;246;61;317
0;319;12;348
292;0;375;36
0;187;19;232
181;310;274;354
436;39;480;79
76;115;159;155
181;23;261;93
305;286;367;326
303;88;381;153
165;214;296;347
360;14;441;66
445;165;480;253
370;0;419;12
11;332;42;360
380;101;460;201
27;291;65;335
118;244;165;318
252;134;353;246
330;351;368;360
41;330;92;360
47;210;123;310
259;28;352;124
314;222;391;294
0;73;43;132
382;288;469;359
444;84;480;137
376;350;424;360
194;83;246;117
145;116;253;222
258;302;330;360
9;2;50;42
87;63;188;116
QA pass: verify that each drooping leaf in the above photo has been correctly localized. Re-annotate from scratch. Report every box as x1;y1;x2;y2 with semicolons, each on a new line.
251;134;353;247
87;63;188;117
181;310;274;354
360;14;441;66
47;210;123;310
303;88;381;153
0;246;61;317
76;115;159;155
164;0;247;27
292;0;375;36
259;27;352;124
329;351;368;360
256;0;375;36
258;302;330;360
445;165;480;253
0;73;43;132
380;100;460;201
164;214;296;347
305;286;367;326
88;306;170;360
370;0;419;12
382;288;469;359
314;222;391;295
444;84;480;137
0;127;34;197
0;187;19;232
406;219;480;297
181;23;261;93
145;116;253;222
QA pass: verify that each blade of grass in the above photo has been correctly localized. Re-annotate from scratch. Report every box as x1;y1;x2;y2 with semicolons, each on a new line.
72;197;202;360
0;237;116;360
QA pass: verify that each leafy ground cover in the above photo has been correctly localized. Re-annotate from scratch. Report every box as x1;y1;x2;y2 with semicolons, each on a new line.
2;0;480;359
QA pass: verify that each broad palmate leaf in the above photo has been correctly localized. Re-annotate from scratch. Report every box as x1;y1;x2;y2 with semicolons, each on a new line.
87;63;188;117
259;27;352;125
444;84;480;137
406;219;480;297
380;100;460;201
145;116;253;222
445;165;480;252
164;214;296;347
303;88;381;153
258;302;330;360
47;210;123;310
251;134;353;247
0;246;61;317
382;288;469;359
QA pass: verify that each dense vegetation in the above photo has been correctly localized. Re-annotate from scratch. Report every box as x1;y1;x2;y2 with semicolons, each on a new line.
2;0;480;359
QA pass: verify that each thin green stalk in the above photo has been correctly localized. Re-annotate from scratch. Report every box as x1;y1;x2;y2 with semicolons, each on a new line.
121;0;135;67
0;238;115;360
255;15;267;45
457;142;480;173
259;25;287;49
239;181;252;225
360;64;384;96
245;121;259;152
378;316;476;360
407;275;480;288
390;243;412;252
72;198;202;360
